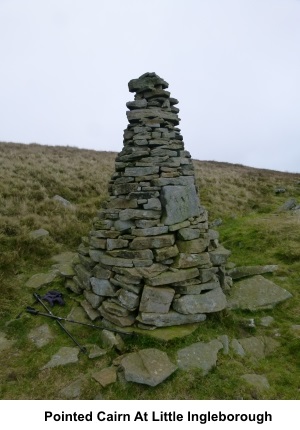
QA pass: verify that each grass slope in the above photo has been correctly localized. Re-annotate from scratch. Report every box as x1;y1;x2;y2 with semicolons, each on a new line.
0;141;299;400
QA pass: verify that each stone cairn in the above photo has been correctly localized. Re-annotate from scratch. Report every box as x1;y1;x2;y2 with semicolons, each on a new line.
70;72;232;329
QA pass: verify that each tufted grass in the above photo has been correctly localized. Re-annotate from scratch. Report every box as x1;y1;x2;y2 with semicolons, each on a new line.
0;141;300;400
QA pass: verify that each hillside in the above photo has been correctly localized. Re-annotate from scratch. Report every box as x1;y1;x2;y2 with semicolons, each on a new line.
0;141;299;400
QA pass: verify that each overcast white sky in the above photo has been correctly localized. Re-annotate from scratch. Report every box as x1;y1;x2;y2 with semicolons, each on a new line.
1;0;299;172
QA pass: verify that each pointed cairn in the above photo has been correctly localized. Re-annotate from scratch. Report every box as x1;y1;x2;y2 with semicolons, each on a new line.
71;72;232;329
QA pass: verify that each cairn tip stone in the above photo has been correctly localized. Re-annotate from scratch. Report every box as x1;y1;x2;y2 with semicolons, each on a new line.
71;73;232;329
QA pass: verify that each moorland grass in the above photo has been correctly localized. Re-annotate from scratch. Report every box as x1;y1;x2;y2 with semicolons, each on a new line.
0;141;299;399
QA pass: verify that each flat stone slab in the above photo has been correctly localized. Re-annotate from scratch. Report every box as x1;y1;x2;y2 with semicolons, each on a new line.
241;374;270;391
51;252;78;264
29;228;49;240
41;347;79;369
137;310;206;328
227;265;278;280
173;287;227;314
52;263;75;278
25;271;60;289
88;345;107;359
0;331;16;353
121;348;177;386
228;275;292;310
28;324;54;348
177;340;223;375
59;378;83;399
92;367;117;387
232;336;280;359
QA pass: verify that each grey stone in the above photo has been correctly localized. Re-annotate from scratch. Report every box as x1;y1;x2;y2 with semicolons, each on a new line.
153;176;194;187
161;184;200;225
279;198;297;211
89;237;107;249
231;339;245;356
91;277;118;296
140;286;175;313
52;263;75;278
53;195;74;208
83;290;104;308
154;245;179;262
99;255;133;267
218;335;229;354
80;299;101;321
119;209;161;221
59;378;83;399
29;228;49;240
126;108;179;124
132;226;168;237
126;99;147;109
174;252;210;269
99;306;135;327
137;311;206;327
74;264;91;289
118;289;140;311
28;324;54;348
124;166;159;177
143;198;162;210
25;270;59;289
101;329;125;351
178;228;200;240
227;265;278;279
173;287;227;314
228;275;292;310
172;280;220;295
168;220;191;232
177;340;223;375
238;337;265;359
147;267;199;286
106;198;137;209
88;345;107;359
130;234;175;250
241;374;270;391
259;316;275;327
237;336;280;359
102;301;130;317
106;238;128;250
209;246;231;266
51;252;77;264
41;347;79;369
107;249;153;260
121;348;177;386
92;367;117;387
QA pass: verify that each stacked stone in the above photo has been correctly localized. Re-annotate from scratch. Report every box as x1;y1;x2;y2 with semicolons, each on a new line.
70;72;232;329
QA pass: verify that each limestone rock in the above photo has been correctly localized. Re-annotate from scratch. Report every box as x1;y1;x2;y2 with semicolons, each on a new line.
241;374;270;391
29;228;49;240
41;347;79;369
227;265;278;280
25;271;59;289
92;367;117;387
161;184;200;225
177;340;223;374
137;311;206;327
228;275;292;310
173;287;227;314
28;324;54;348
59;378;83;399
139;286;175;313
120;348;177;386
